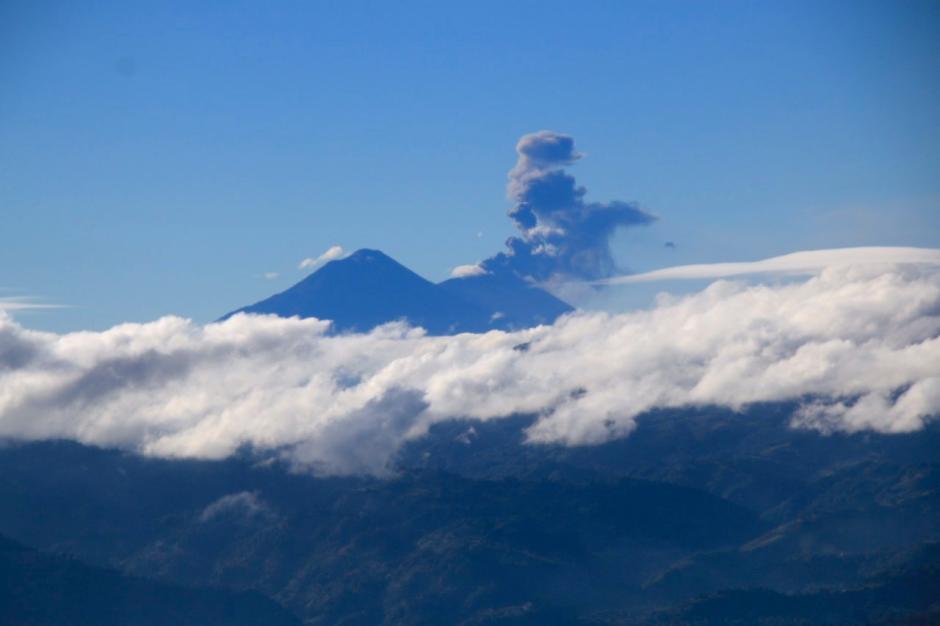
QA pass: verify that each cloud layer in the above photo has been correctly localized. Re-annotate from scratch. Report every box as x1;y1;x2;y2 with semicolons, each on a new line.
480;131;655;286
1;261;938;475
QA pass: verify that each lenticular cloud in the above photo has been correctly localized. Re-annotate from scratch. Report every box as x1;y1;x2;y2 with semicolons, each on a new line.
1;262;938;475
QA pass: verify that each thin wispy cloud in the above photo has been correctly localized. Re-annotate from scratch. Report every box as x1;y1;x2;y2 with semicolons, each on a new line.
0;297;68;312
299;245;346;271
598;247;940;284
1;259;937;476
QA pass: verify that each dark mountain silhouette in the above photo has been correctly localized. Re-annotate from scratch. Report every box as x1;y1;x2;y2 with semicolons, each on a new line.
0;440;761;625
0;533;299;626
222;248;572;334
1;409;938;625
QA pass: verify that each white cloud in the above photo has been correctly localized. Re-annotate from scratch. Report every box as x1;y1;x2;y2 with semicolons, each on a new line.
450;264;488;278
263;272;279;280
600;246;940;284
0;260;937;476
299;245;346;270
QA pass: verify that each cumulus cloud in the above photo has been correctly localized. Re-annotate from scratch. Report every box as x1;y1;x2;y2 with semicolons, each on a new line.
478;131;655;286
299;245;346;270
0;261;937;475
450;264;488;278
601;247;940;284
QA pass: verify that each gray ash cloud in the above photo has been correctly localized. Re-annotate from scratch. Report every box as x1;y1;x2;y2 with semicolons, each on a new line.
481;131;655;284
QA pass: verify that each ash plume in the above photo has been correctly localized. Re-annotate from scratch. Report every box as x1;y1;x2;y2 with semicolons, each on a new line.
480;131;655;286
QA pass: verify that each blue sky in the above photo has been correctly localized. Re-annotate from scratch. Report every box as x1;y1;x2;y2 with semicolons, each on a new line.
2;0;938;331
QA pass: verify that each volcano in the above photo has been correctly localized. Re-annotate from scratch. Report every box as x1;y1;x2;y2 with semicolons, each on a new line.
222;249;573;334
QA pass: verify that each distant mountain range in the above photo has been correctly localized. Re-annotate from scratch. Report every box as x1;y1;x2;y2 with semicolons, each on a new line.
222;249;573;334
0;533;299;626
1;411;937;625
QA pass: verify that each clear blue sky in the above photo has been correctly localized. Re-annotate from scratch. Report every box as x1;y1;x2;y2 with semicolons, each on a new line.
2;0;938;331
